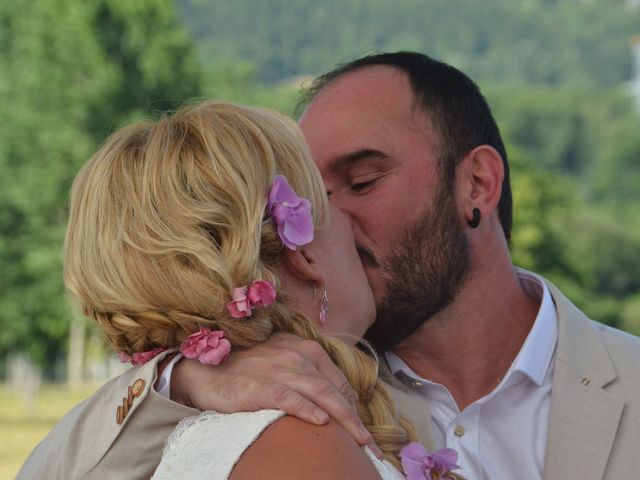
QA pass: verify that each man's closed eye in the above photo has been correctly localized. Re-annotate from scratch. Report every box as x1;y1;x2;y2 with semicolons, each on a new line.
350;177;382;193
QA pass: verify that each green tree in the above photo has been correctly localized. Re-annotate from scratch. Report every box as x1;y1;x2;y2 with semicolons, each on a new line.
177;0;640;86
0;0;201;374
589;115;640;211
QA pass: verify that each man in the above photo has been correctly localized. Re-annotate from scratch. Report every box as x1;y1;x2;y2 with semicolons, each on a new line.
293;51;640;479
19;52;640;479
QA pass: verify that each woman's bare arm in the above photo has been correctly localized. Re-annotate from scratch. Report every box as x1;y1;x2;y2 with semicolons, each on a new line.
230;416;383;480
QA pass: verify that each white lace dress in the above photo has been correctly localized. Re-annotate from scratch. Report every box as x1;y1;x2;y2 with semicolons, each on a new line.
152;409;405;479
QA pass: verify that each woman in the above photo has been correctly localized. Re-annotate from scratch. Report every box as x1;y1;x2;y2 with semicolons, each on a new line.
62;101;457;479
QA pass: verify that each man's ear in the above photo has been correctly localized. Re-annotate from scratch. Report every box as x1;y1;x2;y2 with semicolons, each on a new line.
458;145;504;221
281;246;326;287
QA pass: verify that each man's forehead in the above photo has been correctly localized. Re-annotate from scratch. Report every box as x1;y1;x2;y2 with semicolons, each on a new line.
300;67;438;149
303;66;414;116
300;67;437;170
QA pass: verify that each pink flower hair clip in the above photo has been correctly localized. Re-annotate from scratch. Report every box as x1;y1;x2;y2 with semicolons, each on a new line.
266;175;314;250
227;279;277;318
119;330;232;368
118;347;167;366
180;327;231;366
399;443;462;480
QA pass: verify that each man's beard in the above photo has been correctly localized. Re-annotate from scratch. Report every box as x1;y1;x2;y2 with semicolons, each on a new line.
364;186;471;352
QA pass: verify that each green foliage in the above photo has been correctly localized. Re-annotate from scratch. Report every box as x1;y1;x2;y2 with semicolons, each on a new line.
487;88;591;174
589;114;640;210
1;0;639;375
0;0;107;367
89;0;202;132
496;87;640;327
0;0;202;371
177;0;640;86
200;59;301;114
621;294;640;337
510;151;578;279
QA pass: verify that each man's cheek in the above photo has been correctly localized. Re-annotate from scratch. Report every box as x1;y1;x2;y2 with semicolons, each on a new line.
363;266;386;306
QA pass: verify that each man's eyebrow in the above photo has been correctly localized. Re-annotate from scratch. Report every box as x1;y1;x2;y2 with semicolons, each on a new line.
328;149;389;173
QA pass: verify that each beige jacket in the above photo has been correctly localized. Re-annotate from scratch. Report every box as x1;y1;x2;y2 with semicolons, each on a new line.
541;280;640;479
17;351;199;480
16;354;432;479
17;274;640;479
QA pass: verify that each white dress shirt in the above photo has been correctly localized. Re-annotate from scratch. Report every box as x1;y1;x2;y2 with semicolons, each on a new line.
156;353;183;398
386;271;558;480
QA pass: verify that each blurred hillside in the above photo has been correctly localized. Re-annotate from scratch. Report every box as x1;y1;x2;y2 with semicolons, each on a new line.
0;0;639;381
177;0;639;86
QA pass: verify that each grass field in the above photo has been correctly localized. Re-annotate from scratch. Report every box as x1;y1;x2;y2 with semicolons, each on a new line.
0;384;97;480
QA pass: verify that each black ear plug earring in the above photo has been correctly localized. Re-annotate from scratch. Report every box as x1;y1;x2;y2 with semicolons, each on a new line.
468;208;481;228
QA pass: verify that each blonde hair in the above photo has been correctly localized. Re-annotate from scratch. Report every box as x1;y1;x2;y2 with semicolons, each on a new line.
64;100;416;466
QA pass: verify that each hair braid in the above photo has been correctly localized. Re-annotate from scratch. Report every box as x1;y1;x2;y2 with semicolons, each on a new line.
266;309;417;467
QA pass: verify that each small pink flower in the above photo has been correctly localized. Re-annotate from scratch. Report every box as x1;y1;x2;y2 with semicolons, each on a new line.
131;347;166;365
180;328;231;366
227;287;252;318
247;280;276;308
118;347;166;366
227;280;276;318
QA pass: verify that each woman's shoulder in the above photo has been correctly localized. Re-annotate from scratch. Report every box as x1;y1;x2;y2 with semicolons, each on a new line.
154;409;386;480
230;415;383;480
153;409;286;480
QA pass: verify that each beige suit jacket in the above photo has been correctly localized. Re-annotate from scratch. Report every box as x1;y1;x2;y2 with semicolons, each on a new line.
17;350;199;480
18;273;640;479
541;280;640;479
17;353;432;479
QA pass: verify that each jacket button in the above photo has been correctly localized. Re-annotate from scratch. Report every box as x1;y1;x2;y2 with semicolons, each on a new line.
116;405;124;425
131;378;146;397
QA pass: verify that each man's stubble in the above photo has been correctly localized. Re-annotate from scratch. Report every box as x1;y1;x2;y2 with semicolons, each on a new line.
364;183;471;353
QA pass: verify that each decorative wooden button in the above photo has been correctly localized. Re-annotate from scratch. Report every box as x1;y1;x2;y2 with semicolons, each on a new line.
116;378;147;425
131;378;146;397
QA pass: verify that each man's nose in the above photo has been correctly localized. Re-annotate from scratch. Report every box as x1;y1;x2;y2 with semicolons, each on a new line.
336;201;363;238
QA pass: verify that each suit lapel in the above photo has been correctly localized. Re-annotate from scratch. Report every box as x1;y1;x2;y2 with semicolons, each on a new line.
78;351;174;474
379;358;435;450
543;282;623;480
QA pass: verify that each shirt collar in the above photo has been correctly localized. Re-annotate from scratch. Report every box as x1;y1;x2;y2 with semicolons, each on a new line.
511;270;557;386
385;270;558;389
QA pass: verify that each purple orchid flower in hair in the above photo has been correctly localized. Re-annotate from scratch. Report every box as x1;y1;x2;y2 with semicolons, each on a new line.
267;175;314;250
400;443;461;480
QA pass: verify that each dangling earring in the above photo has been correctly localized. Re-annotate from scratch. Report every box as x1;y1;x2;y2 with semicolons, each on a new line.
467;207;481;228
320;290;329;326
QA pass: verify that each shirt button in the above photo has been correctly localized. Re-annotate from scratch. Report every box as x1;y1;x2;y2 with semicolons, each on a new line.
454;425;465;437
